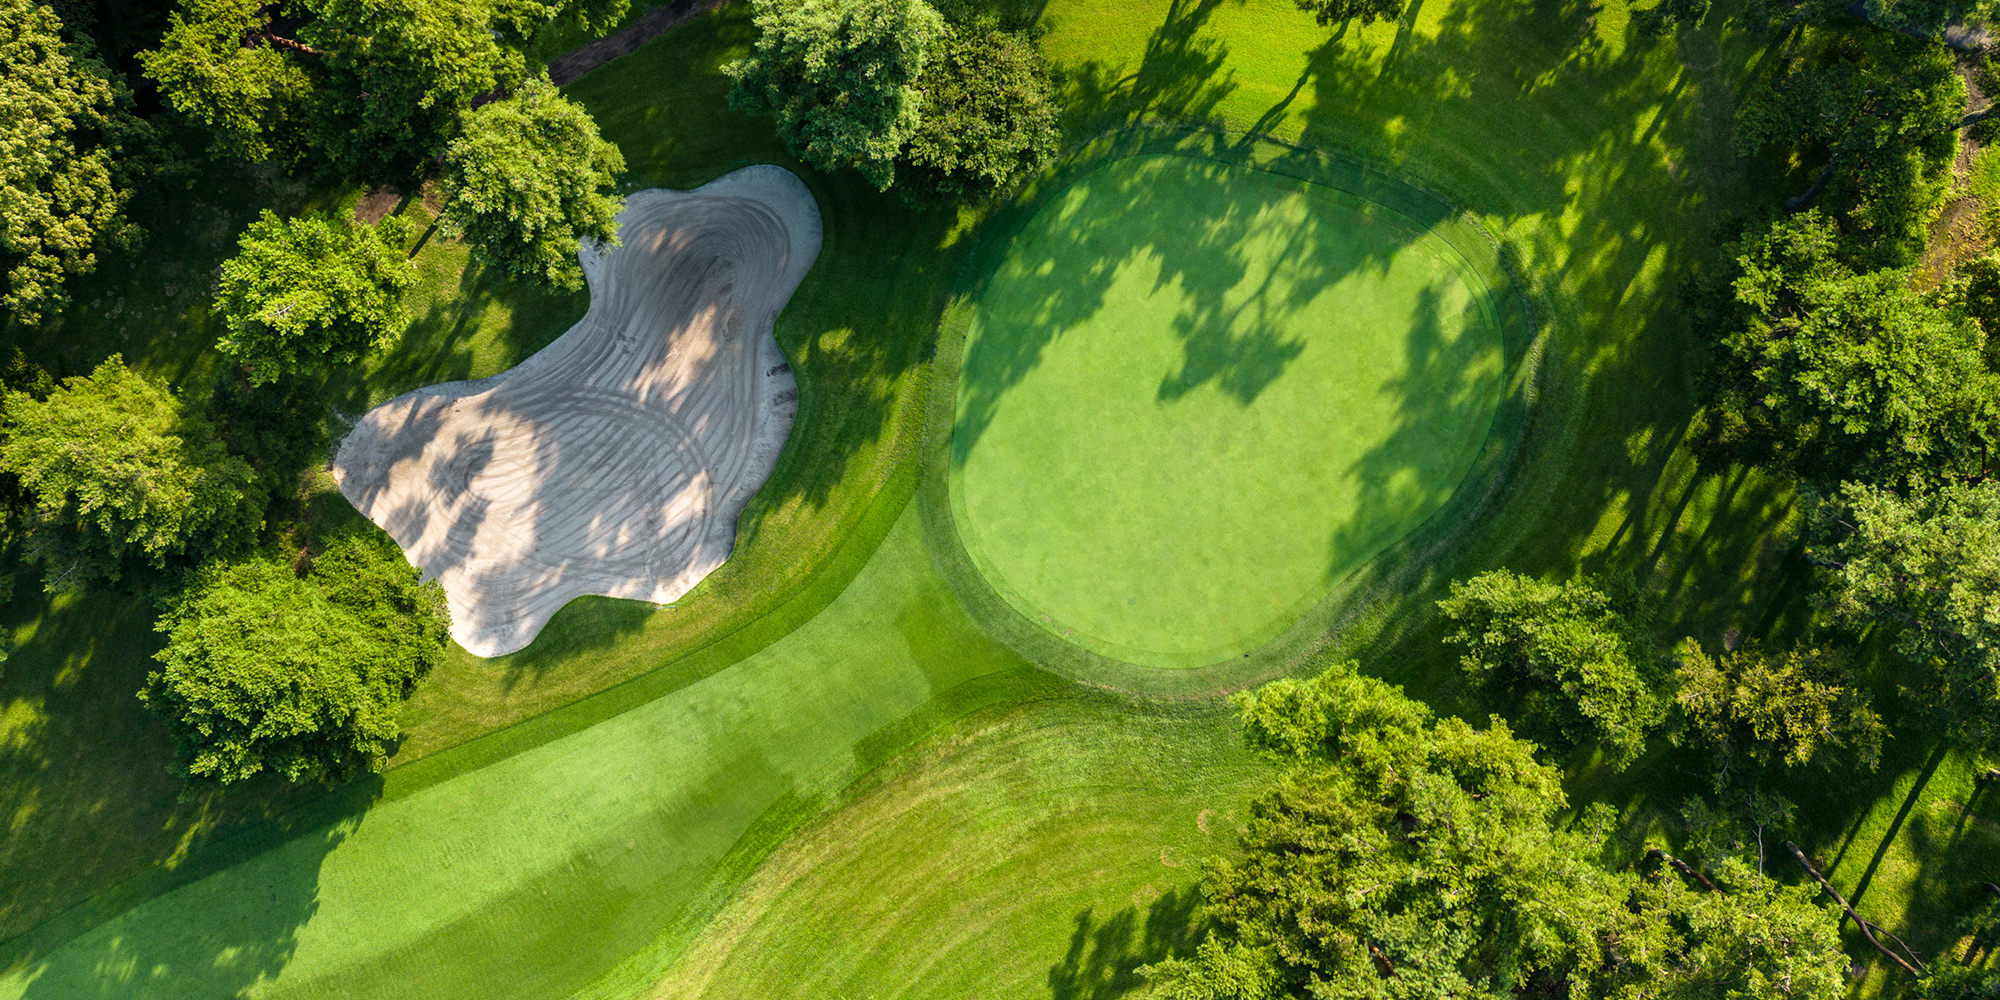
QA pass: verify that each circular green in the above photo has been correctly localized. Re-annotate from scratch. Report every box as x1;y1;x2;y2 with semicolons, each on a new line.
949;153;1508;668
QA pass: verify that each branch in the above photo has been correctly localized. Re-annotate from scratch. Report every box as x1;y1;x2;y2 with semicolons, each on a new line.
1786;159;1840;213
254;32;323;57
1785;841;1927;976
1646;848;1719;892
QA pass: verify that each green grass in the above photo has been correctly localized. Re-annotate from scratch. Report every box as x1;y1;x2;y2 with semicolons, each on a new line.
0;6;962;940
2;0;1994;996
952;152;1505;667
0;500;1058;1000
653;696;1269;1000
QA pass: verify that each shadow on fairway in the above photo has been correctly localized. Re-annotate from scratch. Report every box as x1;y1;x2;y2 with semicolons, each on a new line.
1220;0;1806;712
1047;888;1207;1000
2;776;377;1000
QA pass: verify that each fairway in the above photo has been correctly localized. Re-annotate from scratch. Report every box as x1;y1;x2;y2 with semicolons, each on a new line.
655;698;1269;999
951;154;1506;667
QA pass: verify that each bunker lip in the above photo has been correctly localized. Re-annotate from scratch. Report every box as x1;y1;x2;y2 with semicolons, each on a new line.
945;151;1510;670
332;166;823;657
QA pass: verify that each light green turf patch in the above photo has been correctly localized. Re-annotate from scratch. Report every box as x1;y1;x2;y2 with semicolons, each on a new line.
655;697;1269;1000
0;501;1051;1000
951;153;1505;668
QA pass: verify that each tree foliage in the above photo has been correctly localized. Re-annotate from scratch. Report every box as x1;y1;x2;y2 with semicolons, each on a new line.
1438;570;1665;767
1670;638;1884;786
1737;29;1962;263
1911;965;2000;1000
1145;663;1852;1000
439;74;624;289
142;0;602;171
0;357;262;592
1;0;145;324
1709;211;1997;486
216;211;415;385
1811;480;2000;747
896;24;1059;200
141;534;449;785
139;0;312;162
730;0;949;189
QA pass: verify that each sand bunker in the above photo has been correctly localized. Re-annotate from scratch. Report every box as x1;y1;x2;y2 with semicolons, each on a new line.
332;166;822;656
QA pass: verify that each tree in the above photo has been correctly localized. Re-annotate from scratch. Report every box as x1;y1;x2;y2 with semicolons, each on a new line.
141;0;571;171
1295;0;1407;26
729;0;948;189
1912;966;2000;1000
1709;211;1997;487
1630;858;1853;1000
440;74;624;290
1736;29;1961;263
216;211;414;385
138;0;313;162
1670;638;1884;787
0;357;262;592
1143;663;1852;1000
1811;479;2000;747
304;0;538;173
896;25;1060;200
141;534;449;785
1;0;146;324
1148;662;1635;999
1438;569;1665;768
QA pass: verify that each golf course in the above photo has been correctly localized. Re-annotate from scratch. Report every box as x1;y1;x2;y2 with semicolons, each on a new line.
2;0;1997;996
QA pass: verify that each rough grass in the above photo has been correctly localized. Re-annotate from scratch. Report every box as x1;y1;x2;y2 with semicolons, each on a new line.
951;152;1505;668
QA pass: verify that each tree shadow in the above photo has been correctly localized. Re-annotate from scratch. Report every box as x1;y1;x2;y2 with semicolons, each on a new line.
1047;888;1208;1000
7;793;366;1000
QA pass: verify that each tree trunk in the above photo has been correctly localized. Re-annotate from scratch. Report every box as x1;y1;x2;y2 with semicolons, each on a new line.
1646;848;1719;892
1786;160;1839;213
257;32;324;57
1785;841;1927;976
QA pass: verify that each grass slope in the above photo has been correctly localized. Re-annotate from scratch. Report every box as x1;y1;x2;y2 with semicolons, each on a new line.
0;500;1054;1000
952;152;1504;667
654;697;1269;1000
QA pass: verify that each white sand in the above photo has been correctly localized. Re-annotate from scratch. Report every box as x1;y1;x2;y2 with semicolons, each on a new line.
331;166;822;656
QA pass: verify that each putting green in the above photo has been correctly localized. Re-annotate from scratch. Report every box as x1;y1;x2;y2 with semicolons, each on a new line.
951;153;1507;668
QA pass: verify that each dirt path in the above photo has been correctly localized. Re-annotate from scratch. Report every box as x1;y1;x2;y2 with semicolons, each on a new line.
548;0;731;85
333;167;821;656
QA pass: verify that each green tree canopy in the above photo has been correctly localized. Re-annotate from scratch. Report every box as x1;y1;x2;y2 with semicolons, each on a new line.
216;210;415;385
138;0;313;162
1710;211;1997;486
895;24;1060;200
141;0;598;171
141;534;449;785
1812;479;2000;747
0;356;262;592
1737;29;1962;263
1669;638;1884;787
730;0;949;189
1144;663;1852;1000
1438;569;1665;768
1;0;146;324
439;74;624;289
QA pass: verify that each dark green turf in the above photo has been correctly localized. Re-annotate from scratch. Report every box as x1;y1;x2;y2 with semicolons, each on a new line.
951;152;1505;667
